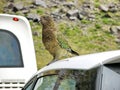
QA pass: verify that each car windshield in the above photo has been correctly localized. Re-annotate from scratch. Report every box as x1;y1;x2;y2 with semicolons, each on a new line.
34;69;97;90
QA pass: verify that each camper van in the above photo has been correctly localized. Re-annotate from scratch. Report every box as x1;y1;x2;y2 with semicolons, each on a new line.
0;14;37;90
22;50;120;90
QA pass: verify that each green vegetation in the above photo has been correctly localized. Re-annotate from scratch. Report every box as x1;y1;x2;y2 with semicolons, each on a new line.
33;10;119;69
0;0;6;13
81;20;92;24
36;7;45;15
16;0;120;69
32;19;118;69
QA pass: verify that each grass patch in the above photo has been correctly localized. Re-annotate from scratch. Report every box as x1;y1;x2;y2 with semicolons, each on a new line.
81;19;92;24
29;1;119;69
0;0;6;13
95;23;102;29
36;8;45;15
102;18;117;25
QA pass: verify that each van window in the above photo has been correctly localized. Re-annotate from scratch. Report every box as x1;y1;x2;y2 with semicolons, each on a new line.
0;30;23;67
34;69;97;90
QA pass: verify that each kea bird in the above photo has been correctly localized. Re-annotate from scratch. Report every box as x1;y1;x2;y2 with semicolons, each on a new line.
40;15;80;90
40;15;79;63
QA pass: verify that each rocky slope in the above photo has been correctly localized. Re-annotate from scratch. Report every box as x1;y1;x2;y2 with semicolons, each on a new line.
2;0;120;69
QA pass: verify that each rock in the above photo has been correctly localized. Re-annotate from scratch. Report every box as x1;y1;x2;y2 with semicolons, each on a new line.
29;5;37;8
22;8;30;14
99;3;119;13
79;10;88;16
88;14;95;21
47;0;60;8
78;13;84;20
69;16;77;21
12;7;18;12
34;0;47;8
14;2;24;10
99;5;109;12
47;3;58;8
27;13;40;22
59;8;68;13
66;9;79;17
51;13;62;21
4;3;18;13
63;2;75;9
110;26;120;43
117;3;120;11
4;2;25;13
116;26;120;30
82;1;94;10
50;0;62;4
78;10;92;21
110;26;119;35
50;9;62;20
7;3;14;9
11;2;24;12
66;9;79;20
8;0;14;2
60;0;67;1
108;3;118;12
115;38;120;43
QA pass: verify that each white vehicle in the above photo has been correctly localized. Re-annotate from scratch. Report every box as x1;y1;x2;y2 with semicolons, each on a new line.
0;14;37;90
22;50;120;90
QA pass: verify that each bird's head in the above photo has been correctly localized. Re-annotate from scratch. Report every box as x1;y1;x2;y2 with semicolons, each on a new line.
40;15;55;28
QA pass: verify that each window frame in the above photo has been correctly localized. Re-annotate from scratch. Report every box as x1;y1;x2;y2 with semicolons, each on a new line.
23;75;38;90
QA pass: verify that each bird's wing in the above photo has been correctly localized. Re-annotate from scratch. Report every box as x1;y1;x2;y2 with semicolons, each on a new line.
57;31;79;55
57;31;71;50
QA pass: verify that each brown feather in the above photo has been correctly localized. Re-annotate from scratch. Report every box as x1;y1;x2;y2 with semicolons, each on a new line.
41;15;79;61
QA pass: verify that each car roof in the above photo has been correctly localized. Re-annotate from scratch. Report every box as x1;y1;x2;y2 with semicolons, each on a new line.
37;50;120;75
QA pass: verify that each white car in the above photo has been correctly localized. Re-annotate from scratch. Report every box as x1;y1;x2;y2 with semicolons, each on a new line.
22;50;120;90
0;14;37;90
